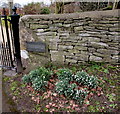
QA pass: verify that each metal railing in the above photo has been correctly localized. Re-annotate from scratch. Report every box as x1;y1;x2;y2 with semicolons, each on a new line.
0;7;23;73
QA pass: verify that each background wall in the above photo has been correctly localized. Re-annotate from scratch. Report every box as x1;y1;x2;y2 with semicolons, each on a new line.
20;9;120;67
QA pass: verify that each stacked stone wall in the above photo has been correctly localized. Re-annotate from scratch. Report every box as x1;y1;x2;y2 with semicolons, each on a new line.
20;9;120;65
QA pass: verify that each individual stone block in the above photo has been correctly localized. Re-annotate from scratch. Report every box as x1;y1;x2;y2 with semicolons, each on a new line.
50;51;65;64
74;26;84;31
97;49;119;55
36;32;57;36
58;45;73;51
89;55;102;62
88;48;96;53
79;33;90;37
89;42;108;48
37;29;44;32
65;59;77;64
93;52;108;57
68;49;80;54
48;38;61;50
30;24;48;29
62;24;71;27
111;55;119;62
87;37;100;42
75;54;89;61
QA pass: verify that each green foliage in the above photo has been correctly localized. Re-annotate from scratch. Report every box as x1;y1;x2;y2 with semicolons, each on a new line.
103;5;113;10
55;79;88;104
40;7;50;14
55;79;69;95
56;68;73;81
73;89;88;104
109;104;117;108
22;75;31;84
22;67;98;104
75;71;98;89
32;76;47;91
3;77;10;82
24;2;42;14
88;105;99;112
10;82;18;91
106;93;116;102
22;67;52;92
55;69;98;104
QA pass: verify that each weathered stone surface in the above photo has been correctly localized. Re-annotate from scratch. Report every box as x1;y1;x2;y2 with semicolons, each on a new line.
68;49;80;54
74;26;84;31
93;52;108;57
50;51;65;64
20;9;120;65
79;33;90;37
36;32;57;36
64;20;73;24
90;42;108;48
88;37;100;42
48;38;61;50
90;55;102;61
59;32;69;37
112;55;119;61
75;54;89;61
3;70;17;77
62;24;71;28
88;48;96;53
66;59;77;64
37;29;44;32
109;28;120;32
74;46;88;51
30;24;48;29
58;45;73;51
21;50;29;59
97;49;119;55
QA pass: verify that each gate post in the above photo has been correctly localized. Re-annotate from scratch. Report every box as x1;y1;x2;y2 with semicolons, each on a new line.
10;6;23;73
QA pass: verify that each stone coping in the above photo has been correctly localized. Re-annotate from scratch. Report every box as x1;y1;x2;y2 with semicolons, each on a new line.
20;9;119;21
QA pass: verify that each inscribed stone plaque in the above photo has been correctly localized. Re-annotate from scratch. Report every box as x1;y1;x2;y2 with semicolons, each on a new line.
26;42;46;53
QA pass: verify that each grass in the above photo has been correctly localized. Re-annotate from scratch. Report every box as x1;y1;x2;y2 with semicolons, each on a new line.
2;63;120;112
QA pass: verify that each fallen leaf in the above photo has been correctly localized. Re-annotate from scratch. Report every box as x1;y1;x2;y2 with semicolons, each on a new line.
49;103;52;106
66;106;71;109
60;95;65;99
51;109;55;111
75;108;80;111
97;92;101;97
97;87;102;91
91;88;96;91
101;91;104;95
70;100;74;105
52;93;57;97
12;96;16;100
32;96;35;100
52;103;56;107
50;79;55;82
46;105;50;109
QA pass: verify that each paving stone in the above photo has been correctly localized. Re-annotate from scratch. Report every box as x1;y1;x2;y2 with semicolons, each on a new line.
3;70;17;77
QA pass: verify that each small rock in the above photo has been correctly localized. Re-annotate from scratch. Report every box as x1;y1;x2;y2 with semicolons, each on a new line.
21;50;29;59
3;70;17;77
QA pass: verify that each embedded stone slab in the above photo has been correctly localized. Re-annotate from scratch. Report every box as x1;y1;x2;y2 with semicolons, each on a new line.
3;70;17;77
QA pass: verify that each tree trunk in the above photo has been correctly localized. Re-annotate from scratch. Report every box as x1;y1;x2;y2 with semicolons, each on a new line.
112;0;118;10
55;2;64;14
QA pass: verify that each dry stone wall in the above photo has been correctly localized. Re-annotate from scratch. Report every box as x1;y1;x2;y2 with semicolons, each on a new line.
20;9;120;65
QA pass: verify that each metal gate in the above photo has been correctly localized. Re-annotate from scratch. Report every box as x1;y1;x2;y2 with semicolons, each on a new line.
0;7;22;73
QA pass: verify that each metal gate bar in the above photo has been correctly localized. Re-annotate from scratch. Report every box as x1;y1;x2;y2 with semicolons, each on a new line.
3;9;14;68
0;7;23;73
